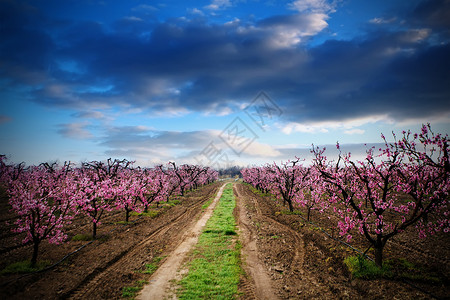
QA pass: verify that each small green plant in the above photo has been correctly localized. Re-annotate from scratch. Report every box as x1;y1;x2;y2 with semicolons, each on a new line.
201;198;213;210
115;221;133;225
344;255;392;279
167;199;181;207
122;279;147;299
132;210;160;218
142;256;165;275
281;210;303;215
72;233;94;241
1;260;51;275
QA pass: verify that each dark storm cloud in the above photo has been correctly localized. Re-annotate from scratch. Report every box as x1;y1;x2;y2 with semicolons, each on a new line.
410;0;450;30
1;0;449;124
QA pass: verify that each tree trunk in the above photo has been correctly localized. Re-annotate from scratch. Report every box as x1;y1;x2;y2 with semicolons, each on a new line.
93;222;97;239
30;240;40;267
125;208;130;222
375;245;383;268
307;207;311;222
288;200;294;212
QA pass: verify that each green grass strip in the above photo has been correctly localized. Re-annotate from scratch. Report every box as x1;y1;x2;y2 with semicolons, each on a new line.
177;183;242;299
0;260;51;275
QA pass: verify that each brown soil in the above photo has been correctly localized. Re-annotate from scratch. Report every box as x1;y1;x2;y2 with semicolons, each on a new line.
234;183;450;300
0;182;222;299
0;182;448;299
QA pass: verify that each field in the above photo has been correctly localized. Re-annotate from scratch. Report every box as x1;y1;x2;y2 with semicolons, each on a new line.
1;181;448;299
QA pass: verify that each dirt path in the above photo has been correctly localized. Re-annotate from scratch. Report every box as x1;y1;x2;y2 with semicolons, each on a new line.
136;183;227;300
234;184;279;300
234;182;340;299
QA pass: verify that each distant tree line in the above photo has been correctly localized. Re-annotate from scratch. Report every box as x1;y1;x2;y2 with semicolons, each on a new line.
217;166;244;178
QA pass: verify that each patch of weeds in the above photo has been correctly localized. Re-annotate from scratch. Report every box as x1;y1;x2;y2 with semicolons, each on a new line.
168;199;181;207
311;226;322;232
72;233;93;241
386;258;441;284
122;279;147;299
271;235;281;239
134;210;160;218
142;256;166;275
1;260;51;275
202;199;213;210
115;221;133;225
344;255;392;279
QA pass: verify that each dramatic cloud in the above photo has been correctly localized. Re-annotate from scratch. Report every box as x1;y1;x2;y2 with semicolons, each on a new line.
2;0;448;131
1;0;449;167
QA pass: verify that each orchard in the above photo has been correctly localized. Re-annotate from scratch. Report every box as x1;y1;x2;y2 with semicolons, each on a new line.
0;157;217;267
242;124;449;267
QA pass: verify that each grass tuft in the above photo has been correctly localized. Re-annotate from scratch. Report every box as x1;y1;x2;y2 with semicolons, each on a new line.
344;255;391;279
122;279;147;299
142;256;165;275
132;210;160;218
1;260;51;275
72;233;94;241
345;256;442;283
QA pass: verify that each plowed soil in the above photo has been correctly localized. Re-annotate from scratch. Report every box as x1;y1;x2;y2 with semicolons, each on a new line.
0;182;222;299
0;181;448;299
234;183;449;300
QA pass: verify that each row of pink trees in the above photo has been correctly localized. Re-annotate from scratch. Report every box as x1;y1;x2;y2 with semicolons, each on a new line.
241;159;327;221
0;158;218;266
242;124;449;267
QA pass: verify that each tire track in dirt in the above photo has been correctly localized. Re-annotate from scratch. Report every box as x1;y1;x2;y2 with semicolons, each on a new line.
136;183;228;300
236;183;336;299
62;184;223;300
234;184;279;300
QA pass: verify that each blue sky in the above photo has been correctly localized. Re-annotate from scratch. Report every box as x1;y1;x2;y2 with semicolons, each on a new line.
0;0;449;168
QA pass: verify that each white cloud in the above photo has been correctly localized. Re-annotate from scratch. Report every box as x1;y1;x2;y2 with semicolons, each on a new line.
73;110;106;120
123;16;143;22
131;4;158;12
242;140;282;157
58;123;93;139
205;0;232;11
281;115;390;135
189;8;204;15
369;17;397;24
400;29;431;43
262;13;330;48
344;128;365;135
288;0;336;14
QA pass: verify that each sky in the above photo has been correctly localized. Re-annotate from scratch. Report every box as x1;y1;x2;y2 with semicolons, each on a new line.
0;0;449;168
